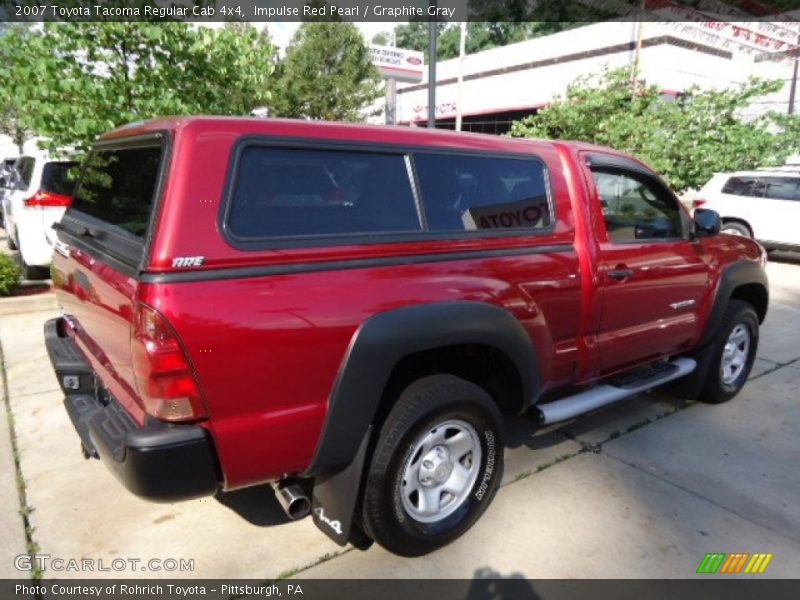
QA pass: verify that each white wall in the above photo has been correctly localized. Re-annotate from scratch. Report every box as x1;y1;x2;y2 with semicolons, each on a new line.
390;21;800;125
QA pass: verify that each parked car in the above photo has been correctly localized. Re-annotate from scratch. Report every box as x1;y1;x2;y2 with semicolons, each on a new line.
44;118;768;557
0;157;19;228
694;169;800;251
3;156;78;279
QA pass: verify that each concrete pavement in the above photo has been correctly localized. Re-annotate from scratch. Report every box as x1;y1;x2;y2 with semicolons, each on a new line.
0;343;28;578
0;225;38;579
0;257;798;579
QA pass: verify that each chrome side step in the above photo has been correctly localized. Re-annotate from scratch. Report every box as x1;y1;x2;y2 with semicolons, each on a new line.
535;357;696;425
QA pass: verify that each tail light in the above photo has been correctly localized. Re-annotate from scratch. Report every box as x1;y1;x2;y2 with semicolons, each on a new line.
24;190;73;207
692;199;707;209
131;303;208;422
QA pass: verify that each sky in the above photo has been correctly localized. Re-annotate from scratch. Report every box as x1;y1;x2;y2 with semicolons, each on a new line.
268;22;396;52
201;21;396;54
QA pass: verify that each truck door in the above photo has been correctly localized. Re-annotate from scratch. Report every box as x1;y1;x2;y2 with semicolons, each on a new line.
583;153;710;376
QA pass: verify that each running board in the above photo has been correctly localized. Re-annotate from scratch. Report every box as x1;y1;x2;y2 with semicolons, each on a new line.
535;358;696;425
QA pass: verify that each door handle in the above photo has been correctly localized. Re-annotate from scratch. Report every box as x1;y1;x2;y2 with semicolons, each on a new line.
607;267;634;280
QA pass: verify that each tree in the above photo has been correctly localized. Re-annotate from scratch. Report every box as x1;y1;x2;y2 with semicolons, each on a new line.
0;25;51;153
437;23;547;59
28;22;276;154
393;21;447;61
510;68;800;192
371;31;391;46
272;22;381;121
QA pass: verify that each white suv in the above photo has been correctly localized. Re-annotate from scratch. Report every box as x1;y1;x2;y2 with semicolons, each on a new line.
695;169;800;251
2;156;78;279
0;157;19;228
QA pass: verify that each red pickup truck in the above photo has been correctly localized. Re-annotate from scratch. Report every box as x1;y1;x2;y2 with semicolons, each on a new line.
45;117;767;557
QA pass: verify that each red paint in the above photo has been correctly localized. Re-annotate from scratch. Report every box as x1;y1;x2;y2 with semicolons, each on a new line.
52;117;764;491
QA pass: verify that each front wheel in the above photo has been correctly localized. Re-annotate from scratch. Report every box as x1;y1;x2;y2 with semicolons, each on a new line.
361;374;504;557
698;300;759;404
721;221;751;237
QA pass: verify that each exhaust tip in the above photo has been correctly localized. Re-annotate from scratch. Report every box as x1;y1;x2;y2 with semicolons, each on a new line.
286;496;311;520
272;482;311;520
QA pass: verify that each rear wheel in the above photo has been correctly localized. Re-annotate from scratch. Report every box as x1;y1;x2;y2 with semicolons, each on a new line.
698;300;759;404
362;374;503;557
721;221;751;237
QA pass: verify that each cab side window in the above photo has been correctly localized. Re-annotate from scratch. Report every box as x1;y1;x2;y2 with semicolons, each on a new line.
762;176;800;201
591;169;683;243
722;176;764;198
414;153;551;233
17;157;35;190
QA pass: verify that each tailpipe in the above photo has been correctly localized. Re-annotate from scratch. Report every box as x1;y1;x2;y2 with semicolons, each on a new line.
271;481;311;520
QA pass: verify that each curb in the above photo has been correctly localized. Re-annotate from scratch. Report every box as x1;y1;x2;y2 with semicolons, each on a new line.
0;293;58;317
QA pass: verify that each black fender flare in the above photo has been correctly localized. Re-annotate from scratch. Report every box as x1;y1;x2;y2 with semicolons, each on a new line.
697;260;768;349
670;259;768;399
304;301;538;477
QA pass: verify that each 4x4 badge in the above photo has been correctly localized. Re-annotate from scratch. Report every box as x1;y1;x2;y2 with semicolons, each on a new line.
314;507;343;535
171;256;205;268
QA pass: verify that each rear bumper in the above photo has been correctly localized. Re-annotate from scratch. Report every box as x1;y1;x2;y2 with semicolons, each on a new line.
44;318;220;502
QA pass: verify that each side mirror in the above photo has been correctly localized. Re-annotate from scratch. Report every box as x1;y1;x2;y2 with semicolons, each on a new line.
694;208;721;237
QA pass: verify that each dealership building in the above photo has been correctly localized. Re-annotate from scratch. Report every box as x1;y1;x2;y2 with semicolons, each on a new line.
388;20;799;134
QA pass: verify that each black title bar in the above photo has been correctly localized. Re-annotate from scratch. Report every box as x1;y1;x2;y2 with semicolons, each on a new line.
2;0;800;23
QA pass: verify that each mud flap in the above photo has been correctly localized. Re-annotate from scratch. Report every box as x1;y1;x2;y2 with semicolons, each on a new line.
666;343;715;399
311;426;373;548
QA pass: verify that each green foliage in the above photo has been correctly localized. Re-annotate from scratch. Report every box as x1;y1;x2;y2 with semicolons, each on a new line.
371;32;390;46
510;68;800;192
272;22;381;121
5;22;276;155
393;22;446;61
0;25;48;152
1;19;384;152
0;254;20;296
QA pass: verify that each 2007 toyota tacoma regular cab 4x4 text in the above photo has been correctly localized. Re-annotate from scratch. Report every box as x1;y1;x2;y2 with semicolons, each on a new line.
44;117;768;557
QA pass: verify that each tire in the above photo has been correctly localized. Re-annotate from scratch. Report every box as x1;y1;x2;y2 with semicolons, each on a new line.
361;374;504;557
7;234;16;251
721;221;751;237
22;262;49;281
698;299;759;404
